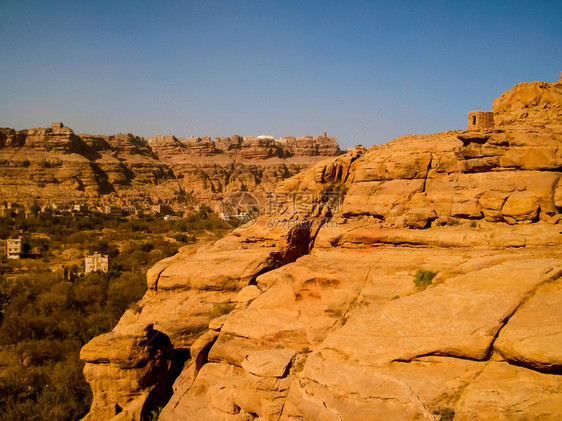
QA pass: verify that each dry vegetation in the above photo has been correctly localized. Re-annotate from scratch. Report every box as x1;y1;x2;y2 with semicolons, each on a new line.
0;210;230;420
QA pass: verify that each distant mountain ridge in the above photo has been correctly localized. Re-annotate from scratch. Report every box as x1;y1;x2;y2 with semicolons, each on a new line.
0;125;341;208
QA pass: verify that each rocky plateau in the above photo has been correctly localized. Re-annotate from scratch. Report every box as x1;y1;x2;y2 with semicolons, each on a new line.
0;126;340;207
78;74;562;420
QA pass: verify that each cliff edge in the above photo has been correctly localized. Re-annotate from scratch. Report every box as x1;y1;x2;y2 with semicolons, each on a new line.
80;74;562;420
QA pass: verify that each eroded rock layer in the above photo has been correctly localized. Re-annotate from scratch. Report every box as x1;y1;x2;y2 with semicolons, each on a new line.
81;75;562;420
0;128;340;206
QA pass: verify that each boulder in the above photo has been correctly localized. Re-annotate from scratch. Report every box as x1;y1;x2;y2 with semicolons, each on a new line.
479;191;509;222
241;349;296;377
502;190;539;224
403;207;436;229
80;324;174;420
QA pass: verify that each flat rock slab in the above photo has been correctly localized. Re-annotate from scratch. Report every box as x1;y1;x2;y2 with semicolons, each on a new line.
495;277;562;373
236;285;261;303
284;355;434;421
455;361;562;419
320;259;561;365
241;349;296;377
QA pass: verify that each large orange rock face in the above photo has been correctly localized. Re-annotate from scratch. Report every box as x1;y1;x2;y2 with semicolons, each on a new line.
280;82;562;227
492;76;562;127
80;75;562;420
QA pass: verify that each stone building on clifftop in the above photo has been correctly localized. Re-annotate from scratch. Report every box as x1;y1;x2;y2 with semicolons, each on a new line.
468;111;495;130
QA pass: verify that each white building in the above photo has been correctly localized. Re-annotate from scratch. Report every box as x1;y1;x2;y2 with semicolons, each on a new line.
122;205;137;214
104;205;122;217
73;204;88;212
85;253;109;273
6;238;21;259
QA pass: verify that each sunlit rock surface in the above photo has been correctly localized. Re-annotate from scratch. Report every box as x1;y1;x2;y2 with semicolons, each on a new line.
81;75;562;420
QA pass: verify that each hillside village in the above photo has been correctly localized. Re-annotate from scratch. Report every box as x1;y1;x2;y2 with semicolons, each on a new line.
0;122;341;214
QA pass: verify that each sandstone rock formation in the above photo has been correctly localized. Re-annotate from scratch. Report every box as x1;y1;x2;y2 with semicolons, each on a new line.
80;75;562;420
492;72;562;127
279;76;562;227
0;127;340;208
81;324;174;420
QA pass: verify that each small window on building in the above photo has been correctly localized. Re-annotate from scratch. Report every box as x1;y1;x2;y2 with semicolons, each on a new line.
472;116;476;125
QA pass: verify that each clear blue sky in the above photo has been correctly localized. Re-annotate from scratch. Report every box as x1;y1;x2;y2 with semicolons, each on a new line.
1;0;561;147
